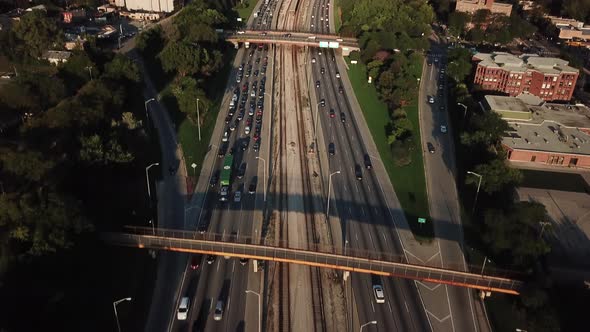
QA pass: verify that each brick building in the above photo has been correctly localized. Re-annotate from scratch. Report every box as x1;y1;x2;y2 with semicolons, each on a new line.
484;95;590;168
473;52;579;101
455;0;512;16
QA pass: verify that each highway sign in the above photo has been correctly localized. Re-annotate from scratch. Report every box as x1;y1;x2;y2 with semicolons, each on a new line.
319;41;329;48
328;42;339;48
418;217;426;224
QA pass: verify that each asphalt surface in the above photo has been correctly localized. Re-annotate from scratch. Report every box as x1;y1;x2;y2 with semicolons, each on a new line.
168;1;279;331
307;1;430;331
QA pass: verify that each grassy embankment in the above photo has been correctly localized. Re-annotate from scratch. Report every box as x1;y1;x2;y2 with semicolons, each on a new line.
345;58;433;239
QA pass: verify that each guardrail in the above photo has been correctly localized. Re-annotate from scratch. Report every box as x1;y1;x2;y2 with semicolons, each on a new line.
102;227;524;295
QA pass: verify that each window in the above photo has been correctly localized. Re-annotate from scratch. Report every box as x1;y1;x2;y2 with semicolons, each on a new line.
553;76;557;82
531;155;536;162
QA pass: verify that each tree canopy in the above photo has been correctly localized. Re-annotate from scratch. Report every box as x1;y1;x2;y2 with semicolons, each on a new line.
12;10;63;59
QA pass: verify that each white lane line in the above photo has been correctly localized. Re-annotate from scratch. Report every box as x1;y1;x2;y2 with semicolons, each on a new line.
232;260;235;273
382;233;387;242
368;231;375;250
371;300;375;313
343;185;347;192
355;182;359;194
348;206;352;215
388;301;393;313
367;185;371;193
216;259;221;272
405;301;410;313
227;295;232;314
361;206;365;217
374;207;379;215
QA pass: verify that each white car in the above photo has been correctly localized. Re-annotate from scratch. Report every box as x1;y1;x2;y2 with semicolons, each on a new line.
336;72;341;78
312;58;316;64
177;297;190;320
428;96;435;104
234;190;241;202
440;125;447;133
222;131;229;142
373;285;385;304
245;126;251;134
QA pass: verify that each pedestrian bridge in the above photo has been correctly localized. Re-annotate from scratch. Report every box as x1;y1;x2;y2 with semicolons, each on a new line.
225;30;360;56
102;226;524;295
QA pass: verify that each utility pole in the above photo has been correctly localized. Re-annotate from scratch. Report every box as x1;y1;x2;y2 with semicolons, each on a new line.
196;98;202;141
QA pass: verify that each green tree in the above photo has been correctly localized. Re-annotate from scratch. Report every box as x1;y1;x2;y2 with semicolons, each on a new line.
103;55;141;83
0;149;55;182
448;12;470;37
461;111;509;147
12;10;63;58
563;0;590;22
136;26;166;58
79;134;134;164
58;52;96;92
159;41;222;77
171;77;211;124
172;0;227;43
468;159;522;193
446;48;473;83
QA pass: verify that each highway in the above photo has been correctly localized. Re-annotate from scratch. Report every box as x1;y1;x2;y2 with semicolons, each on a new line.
165;0;279;331
307;0;430;331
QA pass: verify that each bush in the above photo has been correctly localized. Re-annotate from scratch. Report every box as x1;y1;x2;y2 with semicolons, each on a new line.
391;137;413;166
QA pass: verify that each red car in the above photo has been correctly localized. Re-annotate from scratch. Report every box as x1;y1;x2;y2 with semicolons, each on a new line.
329;109;336;118
242;84;248;92
253;133;260;141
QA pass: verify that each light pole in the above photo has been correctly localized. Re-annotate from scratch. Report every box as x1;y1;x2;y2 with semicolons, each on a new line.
113;297;132;332
457;102;467;125
86;66;93;80
256;156;267;201
480;256;491;277
148;219;155;235
326;170;341;217
539;221;551;238
144;98;155;122
145;162;159;199
466;171;483;214
191;163;197;179
196;98;202;141
360;320;377;332
245;290;261;332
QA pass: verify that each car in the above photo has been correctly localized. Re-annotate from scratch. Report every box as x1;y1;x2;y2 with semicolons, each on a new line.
316;80;320;88
253;141;260;151
364;154;372;169
210;171;219;187
320;99;326;107
239;257;248;265
214;300;224;321
190;255;200;270
284;33;292;37
338;86;344;94
328;142;335;155
428;96;435;104
255;57;261;64
234;190;241;202
355;165;363;180
241;137;250;150
312;58;316;63
320;67;325;75
197;222;208;234
229;122;236;131
248;179;257;194
237;112;244;121
222;130;230;142
318;50;322;55
237;163;247;178
434;57;439;63
440;105;445;112
218;143;228;158
439;84;444;90
177;297;190;320
207;255;215;264
329;109;335;118
332;56;335;62
373;285;385;304
440;125;447;133
336;72;341;78
427;59;432;66
251;90;256;98
260;32;267;36
225;115;232;124
427;142;435;153
340;112;346;122
245;125;251;135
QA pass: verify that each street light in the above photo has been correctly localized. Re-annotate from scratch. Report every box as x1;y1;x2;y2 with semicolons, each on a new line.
360;320;377;332
245;290;261;332
457;102;468;125
86;66;93;81
148;219;155;235
539;221;551;238
145;162;159;199
191;163;197;179
326;170;341;217
466;171;483;214
256;156;267;201
113;297;132;332
480;256;491;277
196;98;202;141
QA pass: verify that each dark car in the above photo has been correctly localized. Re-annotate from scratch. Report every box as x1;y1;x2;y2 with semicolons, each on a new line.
197;222;208;234
225;115;232;124
218;142;228;158
320;99;326;107
316;80;320;88
427;142;435;153
239;258;248;265
355;165;363;180
248;177;257;194
320;67;326;74
190;255;200;270
340;112;346;122
338;86;344;94
237;163;247;179
332;56;335;62
329;109;335;118
328;142;335;156
210;170;220;187
253;141;260;152
206;255;215;264
364;154;372;169
241;137;250;151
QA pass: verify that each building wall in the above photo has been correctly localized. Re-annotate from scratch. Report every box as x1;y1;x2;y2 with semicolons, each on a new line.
474;62;578;101
455;0;512;16
506;148;590;168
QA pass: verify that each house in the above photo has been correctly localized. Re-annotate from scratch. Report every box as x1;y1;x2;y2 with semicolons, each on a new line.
42;50;72;65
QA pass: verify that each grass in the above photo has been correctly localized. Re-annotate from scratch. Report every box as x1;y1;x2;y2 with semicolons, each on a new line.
345;58;433;239
333;0;342;33
235;0;256;22
160;47;237;179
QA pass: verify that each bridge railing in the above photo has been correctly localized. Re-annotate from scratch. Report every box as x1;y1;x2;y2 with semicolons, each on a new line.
121;226;526;281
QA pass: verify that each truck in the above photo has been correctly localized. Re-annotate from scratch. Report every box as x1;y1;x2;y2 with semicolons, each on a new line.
245;41;250;49
219;155;233;201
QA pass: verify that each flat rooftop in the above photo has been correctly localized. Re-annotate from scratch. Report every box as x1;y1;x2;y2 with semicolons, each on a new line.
473;52;579;75
503;121;590;155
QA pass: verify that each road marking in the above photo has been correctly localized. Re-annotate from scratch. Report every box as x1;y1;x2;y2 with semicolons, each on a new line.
374;207;379;215
216;259;221;272
367;185;371;193
227;295;231;313
382;233;387;242
232;260;235;273
360;206;365;217
368;231;375;250
371;300;375;313
343;185;347;192
388;301;393;313
355;233;359;241
405;301;410;313
348;206;352;215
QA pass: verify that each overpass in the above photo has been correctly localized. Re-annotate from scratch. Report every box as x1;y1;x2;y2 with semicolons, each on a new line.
225;30;360;56
103;227;525;295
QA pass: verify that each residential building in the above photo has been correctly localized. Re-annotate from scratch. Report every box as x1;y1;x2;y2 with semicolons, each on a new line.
455;0;512;16
544;15;590;42
484;94;590;168
113;0;174;13
42;50;72;65
473;52;579;101
119;11;162;21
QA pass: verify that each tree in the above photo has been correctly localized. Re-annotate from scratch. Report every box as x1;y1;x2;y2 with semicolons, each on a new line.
448;12;470;37
136;26;165;58
461;111;509;147
563;0;590;22
0;149;55;182
468;159;522;193
58;52;96;92
446;48;473;83
171;77;211;124
79;134;134;164
172;0;227;43
12;10;63;58
159;41;222;77
103;55;141;83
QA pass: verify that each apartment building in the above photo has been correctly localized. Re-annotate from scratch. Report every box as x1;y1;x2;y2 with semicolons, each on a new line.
473;52;579;101
455;0;512;16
